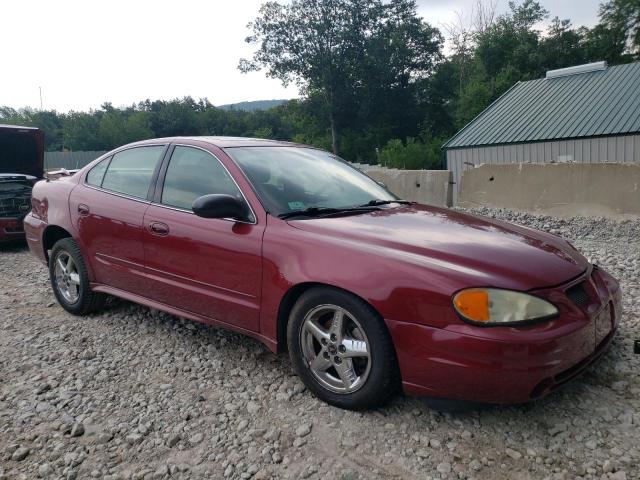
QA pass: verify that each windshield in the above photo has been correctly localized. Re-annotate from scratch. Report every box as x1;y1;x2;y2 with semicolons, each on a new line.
226;146;396;217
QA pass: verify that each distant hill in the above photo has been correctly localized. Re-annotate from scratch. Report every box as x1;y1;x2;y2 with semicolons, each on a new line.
218;99;289;112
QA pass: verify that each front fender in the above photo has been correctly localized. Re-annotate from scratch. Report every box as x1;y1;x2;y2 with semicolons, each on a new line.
259;218;468;347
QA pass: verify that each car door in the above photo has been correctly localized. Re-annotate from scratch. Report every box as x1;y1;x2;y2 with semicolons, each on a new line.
142;144;264;332
70;145;166;296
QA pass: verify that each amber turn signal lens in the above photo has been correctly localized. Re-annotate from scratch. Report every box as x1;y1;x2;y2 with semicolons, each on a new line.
453;288;558;325
453;289;490;322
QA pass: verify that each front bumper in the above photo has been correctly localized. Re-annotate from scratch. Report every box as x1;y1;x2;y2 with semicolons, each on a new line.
388;266;622;404
0;217;26;242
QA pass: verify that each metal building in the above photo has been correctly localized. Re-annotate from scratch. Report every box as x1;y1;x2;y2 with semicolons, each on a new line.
442;61;640;204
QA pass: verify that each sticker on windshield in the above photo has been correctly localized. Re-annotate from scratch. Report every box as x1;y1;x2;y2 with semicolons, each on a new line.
288;201;305;210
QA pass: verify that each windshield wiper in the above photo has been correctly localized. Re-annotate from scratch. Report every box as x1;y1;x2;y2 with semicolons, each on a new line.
278;206;379;220
360;199;414;207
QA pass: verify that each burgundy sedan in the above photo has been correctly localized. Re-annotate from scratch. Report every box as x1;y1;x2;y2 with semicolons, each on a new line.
24;137;621;410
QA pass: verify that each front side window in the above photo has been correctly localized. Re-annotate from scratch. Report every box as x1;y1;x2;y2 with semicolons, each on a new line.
101;146;164;199
226;146;395;216
161;146;244;211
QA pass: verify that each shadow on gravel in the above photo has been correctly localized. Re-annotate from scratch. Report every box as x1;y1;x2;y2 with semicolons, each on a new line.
0;240;28;252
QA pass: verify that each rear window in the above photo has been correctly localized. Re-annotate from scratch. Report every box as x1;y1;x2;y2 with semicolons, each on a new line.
101;146;164;199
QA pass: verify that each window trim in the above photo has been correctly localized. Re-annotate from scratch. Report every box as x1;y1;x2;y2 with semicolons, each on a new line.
83;144;169;202
153;143;257;225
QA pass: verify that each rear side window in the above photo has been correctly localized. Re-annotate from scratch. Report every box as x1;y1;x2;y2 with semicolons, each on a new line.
101;146;164;199
161;146;243;210
85;157;110;187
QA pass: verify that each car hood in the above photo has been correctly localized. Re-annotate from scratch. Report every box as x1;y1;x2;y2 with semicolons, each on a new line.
0;173;36;181
287;204;588;289
0;126;45;178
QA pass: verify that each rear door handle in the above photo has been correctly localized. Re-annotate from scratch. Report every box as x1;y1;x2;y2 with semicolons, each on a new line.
149;222;170;236
77;204;90;217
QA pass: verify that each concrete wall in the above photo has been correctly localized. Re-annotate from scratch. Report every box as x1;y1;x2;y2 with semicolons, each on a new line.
446;134;640;204
459;163;640;216
355;165;453;207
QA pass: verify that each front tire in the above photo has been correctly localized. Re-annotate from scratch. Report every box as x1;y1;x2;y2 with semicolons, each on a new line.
49;238;105;315
287;287;400;410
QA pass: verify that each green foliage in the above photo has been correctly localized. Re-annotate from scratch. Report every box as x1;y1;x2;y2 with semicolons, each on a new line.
63;112;103;150
455;75;493;128
240;0;442;154
540;18;588;70
599;0;640;59
378;137;444;170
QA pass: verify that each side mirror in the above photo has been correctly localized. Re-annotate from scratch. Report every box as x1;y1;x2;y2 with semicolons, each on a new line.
377;181;387;189
192;194;248;221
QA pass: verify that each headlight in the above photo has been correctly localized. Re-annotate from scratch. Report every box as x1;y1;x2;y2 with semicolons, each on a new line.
452;288;558;326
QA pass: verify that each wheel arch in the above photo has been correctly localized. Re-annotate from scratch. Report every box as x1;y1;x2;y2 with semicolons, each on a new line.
42;225;73;261
276;281;388;353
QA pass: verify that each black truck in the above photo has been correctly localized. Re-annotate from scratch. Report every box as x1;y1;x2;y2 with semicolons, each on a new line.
0;124;44;242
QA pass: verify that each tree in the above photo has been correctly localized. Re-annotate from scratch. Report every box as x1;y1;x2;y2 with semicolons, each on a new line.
442;0;497;94
539;18;588;70
378;137;443;169
474;0;548;95
64;111;104;150
239;0;441;155
146;97;202;138
599;0;640;58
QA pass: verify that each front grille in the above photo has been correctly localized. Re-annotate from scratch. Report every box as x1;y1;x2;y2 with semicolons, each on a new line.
0;196;30;217
566;282;590;307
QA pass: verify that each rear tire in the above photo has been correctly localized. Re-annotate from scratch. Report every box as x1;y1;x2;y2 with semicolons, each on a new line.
49;238;106;315
287;287;400;410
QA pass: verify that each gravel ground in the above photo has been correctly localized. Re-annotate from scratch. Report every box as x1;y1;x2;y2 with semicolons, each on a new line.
1;209;638;480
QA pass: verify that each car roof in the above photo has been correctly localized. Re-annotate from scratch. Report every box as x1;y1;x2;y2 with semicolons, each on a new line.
131;136;306;149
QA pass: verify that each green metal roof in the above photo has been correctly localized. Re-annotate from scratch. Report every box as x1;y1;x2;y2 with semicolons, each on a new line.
443;61;640;149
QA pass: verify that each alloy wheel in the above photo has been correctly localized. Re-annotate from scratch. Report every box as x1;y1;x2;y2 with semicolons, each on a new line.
300;304;371;394
54;251;81;304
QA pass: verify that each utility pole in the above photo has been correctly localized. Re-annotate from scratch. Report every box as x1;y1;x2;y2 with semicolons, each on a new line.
39;87;43;110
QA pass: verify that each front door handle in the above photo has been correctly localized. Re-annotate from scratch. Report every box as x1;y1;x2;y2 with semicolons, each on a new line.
77;204;90;217
149;222;170;236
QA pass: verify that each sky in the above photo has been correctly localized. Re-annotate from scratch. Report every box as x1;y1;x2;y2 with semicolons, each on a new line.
1;0;602;113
